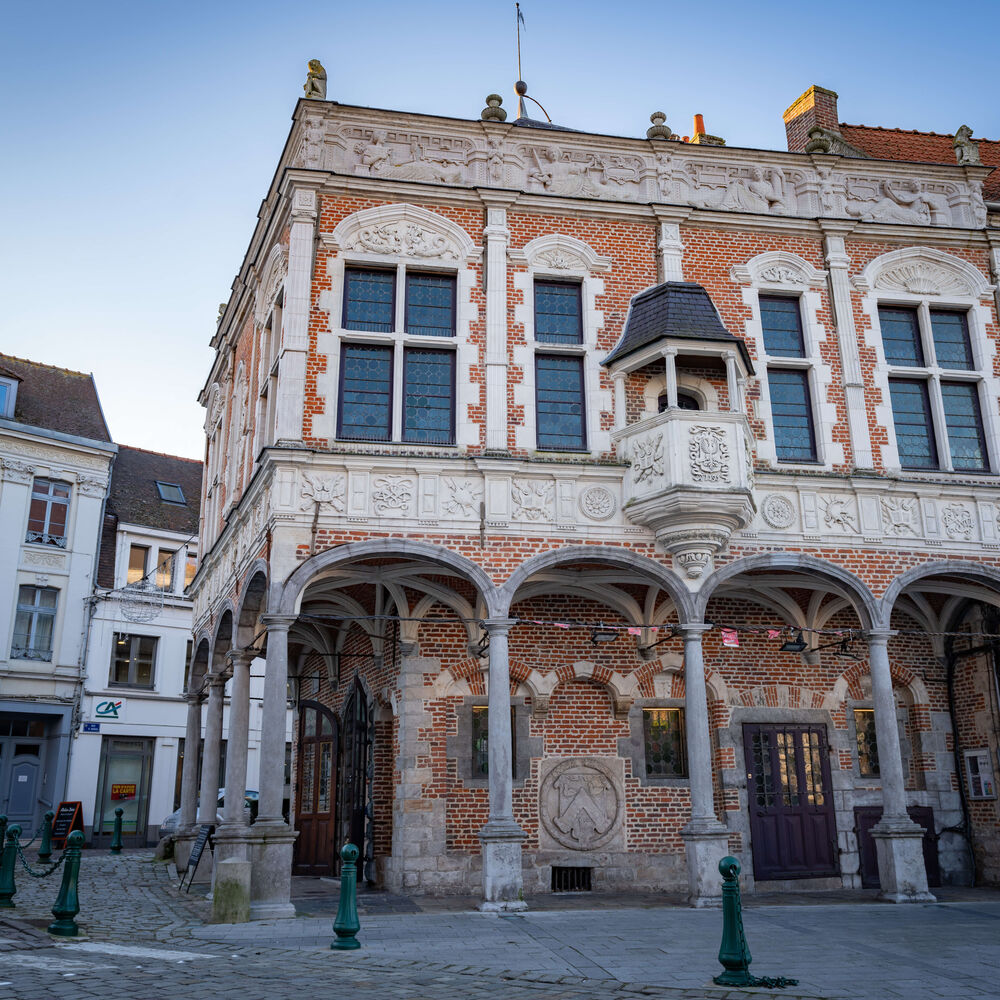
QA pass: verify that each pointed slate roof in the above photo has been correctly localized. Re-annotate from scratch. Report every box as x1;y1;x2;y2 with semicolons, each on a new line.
602;281;754;371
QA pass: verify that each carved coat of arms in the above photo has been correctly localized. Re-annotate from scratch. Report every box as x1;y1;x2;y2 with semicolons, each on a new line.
539;758;623;851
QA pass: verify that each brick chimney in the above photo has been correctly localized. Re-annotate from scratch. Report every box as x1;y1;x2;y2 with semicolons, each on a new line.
782;85;839;152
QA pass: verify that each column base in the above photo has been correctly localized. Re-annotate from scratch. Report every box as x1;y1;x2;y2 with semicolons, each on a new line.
212;857;252;923
681;820;730;908
248;821;298;921
871;820;936;903
479;819;526;911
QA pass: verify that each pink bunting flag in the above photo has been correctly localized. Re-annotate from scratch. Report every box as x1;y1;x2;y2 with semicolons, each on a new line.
767;629;782;640
627;627;642;636
721;628;739;647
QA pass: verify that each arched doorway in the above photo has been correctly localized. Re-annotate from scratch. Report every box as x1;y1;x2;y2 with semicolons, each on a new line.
293;700;338;876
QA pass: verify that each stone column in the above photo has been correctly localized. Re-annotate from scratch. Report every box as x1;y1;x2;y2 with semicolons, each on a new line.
678;624;729;907
867;630;934;902
656;218;685;282
662;348;678;410
173;693;203;871
478;617;526;912
483;200;511;452
248;616;297;920
724;351;742;413
197;674;226;826
613;371;627;431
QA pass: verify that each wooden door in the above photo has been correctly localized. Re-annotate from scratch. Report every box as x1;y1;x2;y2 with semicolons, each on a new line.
743;723;839;880
293;701;338;876
854;805;940;888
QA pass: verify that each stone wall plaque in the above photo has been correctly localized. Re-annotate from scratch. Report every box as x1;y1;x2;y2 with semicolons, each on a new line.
538;756;624;852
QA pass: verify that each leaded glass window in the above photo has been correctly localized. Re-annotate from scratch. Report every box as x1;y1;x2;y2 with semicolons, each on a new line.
942;381;988;471
643;708;687;777
471;706;516;778
768;370;816;462
535;281;583;345
338;344;392;441
879;307;924;367
854;709;879;777
12;586;57;661
26;478;71;547
760;296;805;358
405;273;455;337
343;268;395;332
536;355;585;451
931;310;974;370
888;379;937;469
403;348;454;444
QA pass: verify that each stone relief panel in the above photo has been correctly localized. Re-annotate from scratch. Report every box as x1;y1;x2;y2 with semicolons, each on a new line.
443;477;482;517
298;110;987;228
689;426;730;483
372;475;414;516
512;479;554;521
632;434;663;484
579;486;617;522
538;757;625;853
300;472;346;512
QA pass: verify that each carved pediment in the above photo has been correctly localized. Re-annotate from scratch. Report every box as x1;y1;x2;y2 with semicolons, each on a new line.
731;250;827;289
855;247;994;298
326;203;479;263
512;233;612;273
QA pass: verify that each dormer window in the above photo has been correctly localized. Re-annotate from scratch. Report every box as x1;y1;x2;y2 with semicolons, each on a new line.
155;481;186;505
0;377;17;419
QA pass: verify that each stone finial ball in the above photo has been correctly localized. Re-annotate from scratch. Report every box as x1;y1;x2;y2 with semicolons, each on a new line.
341;842;360;862
719;855;741;876
515;80;528;96
485;94;503;107
650;111;667;125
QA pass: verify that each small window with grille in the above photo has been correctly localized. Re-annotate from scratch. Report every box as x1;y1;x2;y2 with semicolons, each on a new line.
471;706;517;779
853;708;880;777
642;708;687;778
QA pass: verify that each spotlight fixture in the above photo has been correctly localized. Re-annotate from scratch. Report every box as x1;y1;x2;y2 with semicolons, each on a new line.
779;631;808;653
590;624;619;645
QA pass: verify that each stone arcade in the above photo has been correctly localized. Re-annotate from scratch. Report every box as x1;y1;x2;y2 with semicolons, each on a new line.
178;77;1000;918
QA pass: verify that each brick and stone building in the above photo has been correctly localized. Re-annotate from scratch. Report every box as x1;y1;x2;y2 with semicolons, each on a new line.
183;74;1000;919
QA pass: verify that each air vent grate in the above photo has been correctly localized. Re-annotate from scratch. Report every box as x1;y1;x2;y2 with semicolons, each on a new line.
551;866;592;892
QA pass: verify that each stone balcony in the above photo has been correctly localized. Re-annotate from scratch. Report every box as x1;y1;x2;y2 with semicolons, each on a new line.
612;409;756;580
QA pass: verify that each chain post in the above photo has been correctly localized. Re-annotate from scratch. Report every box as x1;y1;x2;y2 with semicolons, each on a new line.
0;816;7;849
331;842;361;950
48;830;84;937
110;808;124;854
0;825;21;909
714;856;752;986
37;811;54;863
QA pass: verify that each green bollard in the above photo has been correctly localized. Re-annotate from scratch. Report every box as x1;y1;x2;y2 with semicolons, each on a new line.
715;856;752;986
331;842;361;950
110;807;124;854
37;811;54;862
0;816;7;849
714;856;798;989
48;830;84;937
0;825;21;909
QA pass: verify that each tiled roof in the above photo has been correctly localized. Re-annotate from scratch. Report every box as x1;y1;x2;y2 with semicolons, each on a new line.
838;124;1000;200
107;445;202;535
603;281;753;371
0;353;111;442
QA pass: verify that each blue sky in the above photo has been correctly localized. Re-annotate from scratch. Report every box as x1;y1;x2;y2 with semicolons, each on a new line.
2;0;996;459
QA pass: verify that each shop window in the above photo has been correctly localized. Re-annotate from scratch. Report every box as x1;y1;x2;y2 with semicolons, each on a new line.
643;708;688;777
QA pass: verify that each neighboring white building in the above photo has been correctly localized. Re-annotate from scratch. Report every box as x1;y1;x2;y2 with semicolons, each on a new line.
0;354;115;835
68;445;273;847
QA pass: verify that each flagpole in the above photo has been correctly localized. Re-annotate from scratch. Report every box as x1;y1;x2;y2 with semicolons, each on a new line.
516;2;523;81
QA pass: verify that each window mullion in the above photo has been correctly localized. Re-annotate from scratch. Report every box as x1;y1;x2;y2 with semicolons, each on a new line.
927;373;952;471
918;301;936;367
392;342;404;441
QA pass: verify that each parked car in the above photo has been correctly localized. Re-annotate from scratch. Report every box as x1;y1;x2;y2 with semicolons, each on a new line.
158;790;258;840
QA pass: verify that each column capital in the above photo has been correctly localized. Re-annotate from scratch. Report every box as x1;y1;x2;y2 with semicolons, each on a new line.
662;346;678;359
482;617;517;635
226;648;256;669
865;628;897;645
185;692;203;707
261;614;297;632
677;623;711;637
207;671;229;689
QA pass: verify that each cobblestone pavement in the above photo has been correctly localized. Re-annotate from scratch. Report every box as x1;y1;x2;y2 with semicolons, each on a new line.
2;849;1000;999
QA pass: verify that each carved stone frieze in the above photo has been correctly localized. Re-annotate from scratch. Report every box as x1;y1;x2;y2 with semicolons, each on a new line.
23;550;66;568
347;128;470;184
689;426;729;483
443;477;482;517
0;458;35;484
522;144;644;200
300;472;346;512
346;222;458;260
512;479;553;521
372;476;413;516
75;475;108;499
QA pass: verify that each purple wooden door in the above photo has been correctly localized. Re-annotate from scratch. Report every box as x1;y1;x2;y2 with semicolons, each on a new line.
743;724;839;880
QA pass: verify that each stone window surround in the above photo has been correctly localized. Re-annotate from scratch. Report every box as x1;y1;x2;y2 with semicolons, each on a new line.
620;698;691;788
448;695;540;788
855;246;1000;478
315;205;480;449
734;252;840;472
511;234;612;457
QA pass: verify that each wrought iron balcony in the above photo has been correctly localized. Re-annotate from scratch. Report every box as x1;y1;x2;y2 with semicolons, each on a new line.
612;409;756;579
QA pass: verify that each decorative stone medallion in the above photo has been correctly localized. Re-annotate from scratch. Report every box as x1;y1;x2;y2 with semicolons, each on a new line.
579;486;616;521
539;757;624;852
761;494;795;529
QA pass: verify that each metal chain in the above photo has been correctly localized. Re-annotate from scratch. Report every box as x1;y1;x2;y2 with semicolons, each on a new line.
733;875;799;990
13;840;68;878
